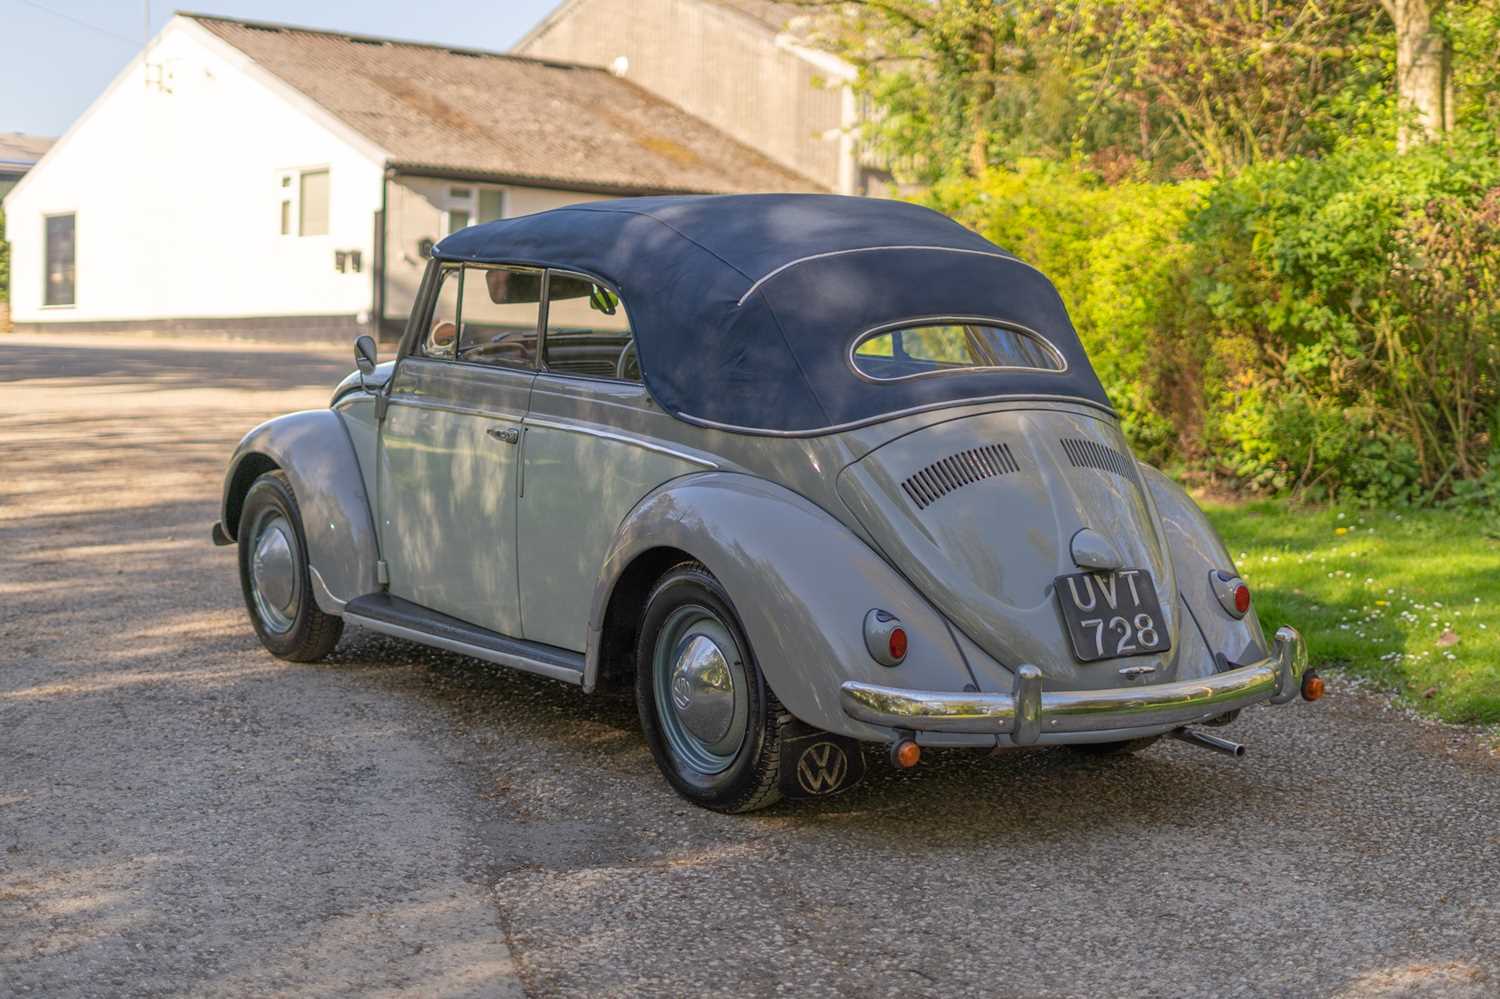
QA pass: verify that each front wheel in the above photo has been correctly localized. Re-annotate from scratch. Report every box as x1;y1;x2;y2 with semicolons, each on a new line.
635;563;787;813
237;470;343;662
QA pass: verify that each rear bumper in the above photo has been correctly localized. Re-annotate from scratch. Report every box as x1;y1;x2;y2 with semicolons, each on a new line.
840;626;1308;743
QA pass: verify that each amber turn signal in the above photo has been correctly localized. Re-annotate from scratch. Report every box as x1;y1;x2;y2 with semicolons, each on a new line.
1301;670;1325;702
891;739;921;769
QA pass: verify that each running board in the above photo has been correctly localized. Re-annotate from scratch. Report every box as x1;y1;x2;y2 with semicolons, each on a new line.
343;593;585;686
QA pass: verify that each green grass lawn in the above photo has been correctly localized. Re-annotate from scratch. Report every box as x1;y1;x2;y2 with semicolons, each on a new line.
1203;499;1500;725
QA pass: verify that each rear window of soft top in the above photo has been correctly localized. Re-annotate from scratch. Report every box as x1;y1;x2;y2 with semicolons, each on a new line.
851;321;1065;381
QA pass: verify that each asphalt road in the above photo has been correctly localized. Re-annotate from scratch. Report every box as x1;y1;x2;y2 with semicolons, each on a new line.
2;335;1497;998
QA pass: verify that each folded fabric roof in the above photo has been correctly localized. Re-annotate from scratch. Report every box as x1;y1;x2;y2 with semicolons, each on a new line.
435;194;1113;434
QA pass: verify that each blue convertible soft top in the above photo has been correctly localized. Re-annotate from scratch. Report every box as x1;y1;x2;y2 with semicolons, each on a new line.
435;194;1112;434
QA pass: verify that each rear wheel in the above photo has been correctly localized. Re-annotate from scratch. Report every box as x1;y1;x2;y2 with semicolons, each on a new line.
237;470;343;662
1066;735;1161;757
635;562;787;813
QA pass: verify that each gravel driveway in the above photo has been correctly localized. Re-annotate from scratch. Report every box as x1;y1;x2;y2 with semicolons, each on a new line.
2;335;1497;998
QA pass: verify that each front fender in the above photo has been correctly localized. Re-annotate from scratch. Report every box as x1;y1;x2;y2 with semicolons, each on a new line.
1137;464;1270;666
219;409;379;613
588;472;978;741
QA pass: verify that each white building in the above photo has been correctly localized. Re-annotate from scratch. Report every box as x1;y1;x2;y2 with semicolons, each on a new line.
516;0;884;196
3;13;817;340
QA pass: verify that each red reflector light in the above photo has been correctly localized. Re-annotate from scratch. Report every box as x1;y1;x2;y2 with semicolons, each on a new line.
888;627;908;662
1233;583;1251;614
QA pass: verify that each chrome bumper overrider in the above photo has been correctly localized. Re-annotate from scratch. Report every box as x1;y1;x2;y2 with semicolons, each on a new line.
840;626;1308;744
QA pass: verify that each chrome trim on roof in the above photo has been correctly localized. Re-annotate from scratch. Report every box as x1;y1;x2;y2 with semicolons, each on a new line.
735;245;1019;307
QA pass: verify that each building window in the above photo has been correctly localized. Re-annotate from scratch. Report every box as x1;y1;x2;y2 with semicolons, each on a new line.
279;168;329;236
44;213;75;307
478;188;504;223
443;185;504;235
299;169;329;236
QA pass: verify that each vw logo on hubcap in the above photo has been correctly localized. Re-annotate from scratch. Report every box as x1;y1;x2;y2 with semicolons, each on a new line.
671;673;693;711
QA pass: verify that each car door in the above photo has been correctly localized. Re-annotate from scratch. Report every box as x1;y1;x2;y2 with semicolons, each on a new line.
377;262;543;637
517;270;711;652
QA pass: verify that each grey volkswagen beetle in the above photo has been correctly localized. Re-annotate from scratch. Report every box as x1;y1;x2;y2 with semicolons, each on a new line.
214;194;1319;812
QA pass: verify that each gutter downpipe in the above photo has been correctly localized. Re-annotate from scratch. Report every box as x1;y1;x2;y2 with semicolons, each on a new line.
372;167;391;342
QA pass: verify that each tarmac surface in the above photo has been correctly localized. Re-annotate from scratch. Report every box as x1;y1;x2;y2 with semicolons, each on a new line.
2;335;1497;998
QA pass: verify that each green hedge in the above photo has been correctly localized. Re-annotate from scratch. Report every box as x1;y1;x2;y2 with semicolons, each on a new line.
925;141;1500;505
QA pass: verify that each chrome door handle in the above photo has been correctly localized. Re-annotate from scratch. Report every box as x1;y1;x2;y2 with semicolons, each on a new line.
486;426;521;445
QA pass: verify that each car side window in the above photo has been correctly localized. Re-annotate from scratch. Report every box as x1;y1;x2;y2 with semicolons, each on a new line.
419;264;542;368
458;265;542;368
543;271;639;383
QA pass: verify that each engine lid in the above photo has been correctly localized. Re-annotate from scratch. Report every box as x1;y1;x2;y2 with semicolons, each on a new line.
836;407;1181;691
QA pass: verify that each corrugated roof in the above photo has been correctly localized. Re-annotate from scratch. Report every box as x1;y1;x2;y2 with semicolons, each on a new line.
0;132;54;168
189;14;822;195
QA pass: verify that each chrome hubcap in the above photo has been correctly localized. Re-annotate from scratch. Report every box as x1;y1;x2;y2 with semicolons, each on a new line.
654;606;749;774
249;512;298;633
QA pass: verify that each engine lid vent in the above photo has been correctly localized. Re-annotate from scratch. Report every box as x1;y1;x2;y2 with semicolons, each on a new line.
901;443;1019;510
1061;437;1136;480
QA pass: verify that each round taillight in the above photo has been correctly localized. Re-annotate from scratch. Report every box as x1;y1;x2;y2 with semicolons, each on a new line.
1210;570;1251;619
1233;582;1251;615
864;609;907;666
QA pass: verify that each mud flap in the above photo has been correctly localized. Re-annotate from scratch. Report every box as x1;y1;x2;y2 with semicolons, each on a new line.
778;722;867;800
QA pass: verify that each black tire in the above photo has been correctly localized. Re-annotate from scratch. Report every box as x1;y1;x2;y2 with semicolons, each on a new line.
635;562;788;813
1066;735;1162;757
237;470;343;662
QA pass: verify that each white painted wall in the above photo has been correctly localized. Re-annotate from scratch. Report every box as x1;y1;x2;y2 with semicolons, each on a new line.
4;17;385;325
384;177;612;322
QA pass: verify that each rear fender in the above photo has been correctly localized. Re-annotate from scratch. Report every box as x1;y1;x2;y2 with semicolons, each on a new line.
219;409;379;613
1137;464;1270;667
587;472;976;741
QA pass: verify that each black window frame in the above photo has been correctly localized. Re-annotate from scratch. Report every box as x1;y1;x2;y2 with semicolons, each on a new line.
410;261;545;372
536;268;640;386
398;260;643;387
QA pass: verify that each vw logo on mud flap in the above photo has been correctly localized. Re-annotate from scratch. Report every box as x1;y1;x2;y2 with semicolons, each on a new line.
796;741;849;795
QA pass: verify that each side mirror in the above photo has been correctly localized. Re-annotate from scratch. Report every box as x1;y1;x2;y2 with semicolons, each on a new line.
354;334;378;385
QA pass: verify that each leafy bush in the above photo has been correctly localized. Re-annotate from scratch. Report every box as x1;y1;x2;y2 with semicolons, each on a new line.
0;205;8;304
922;139;1500;504
924;160;1202;465
1187;137;1500;501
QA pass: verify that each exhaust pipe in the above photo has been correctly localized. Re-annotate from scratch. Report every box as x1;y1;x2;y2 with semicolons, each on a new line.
1170;726;1246;758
